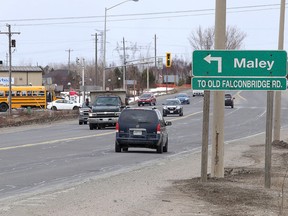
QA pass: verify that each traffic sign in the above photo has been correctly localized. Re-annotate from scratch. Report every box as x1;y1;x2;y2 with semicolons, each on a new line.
193;50;287;77
192;77;287;91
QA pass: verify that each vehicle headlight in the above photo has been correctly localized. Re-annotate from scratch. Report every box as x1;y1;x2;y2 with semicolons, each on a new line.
80;110;84;114
163;106;168;110
89;113;95;117
176;106;181;109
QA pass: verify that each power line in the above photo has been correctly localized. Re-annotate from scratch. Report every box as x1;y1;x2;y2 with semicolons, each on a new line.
0;3;286;26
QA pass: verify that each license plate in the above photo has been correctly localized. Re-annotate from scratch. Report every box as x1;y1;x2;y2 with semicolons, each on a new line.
170;111;174;113
133;130;142;136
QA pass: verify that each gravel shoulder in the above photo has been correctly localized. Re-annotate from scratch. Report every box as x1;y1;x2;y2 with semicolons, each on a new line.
1;128;288;216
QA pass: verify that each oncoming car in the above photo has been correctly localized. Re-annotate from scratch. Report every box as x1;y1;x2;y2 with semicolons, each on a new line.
175;93;190;104
137;93;156;106
162;98;183;116
115;107;172;153
47;99;80;110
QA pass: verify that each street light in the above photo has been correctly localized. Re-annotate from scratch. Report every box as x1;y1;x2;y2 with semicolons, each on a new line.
103;0;139;91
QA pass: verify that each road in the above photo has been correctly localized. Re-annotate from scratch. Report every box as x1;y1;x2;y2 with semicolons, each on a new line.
0;90;288;201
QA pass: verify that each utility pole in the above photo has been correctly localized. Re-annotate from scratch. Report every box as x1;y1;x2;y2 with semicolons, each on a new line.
123;37;126;91
65;49;73;75
154;34;157;68
273;0;286;142
92;33;98;86
211;0;226;178
0;24;20;115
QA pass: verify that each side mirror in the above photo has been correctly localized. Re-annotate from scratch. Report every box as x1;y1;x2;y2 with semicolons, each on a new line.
165;121;172;126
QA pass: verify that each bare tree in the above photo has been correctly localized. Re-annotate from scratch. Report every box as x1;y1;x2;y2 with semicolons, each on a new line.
188;25;246;50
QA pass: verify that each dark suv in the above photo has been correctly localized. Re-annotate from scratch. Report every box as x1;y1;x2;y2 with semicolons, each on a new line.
115;107;172;153
225;94;234;108
137;93;156;106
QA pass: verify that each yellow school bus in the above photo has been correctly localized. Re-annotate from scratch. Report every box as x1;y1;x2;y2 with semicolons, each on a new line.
0;86;54;112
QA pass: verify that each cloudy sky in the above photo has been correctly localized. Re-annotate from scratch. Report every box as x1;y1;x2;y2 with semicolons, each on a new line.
0;0;286;67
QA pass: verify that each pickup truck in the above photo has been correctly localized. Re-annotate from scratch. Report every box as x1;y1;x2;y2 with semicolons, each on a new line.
88;90;127;130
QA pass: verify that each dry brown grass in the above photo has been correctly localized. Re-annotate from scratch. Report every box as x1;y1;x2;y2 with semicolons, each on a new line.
0;109;78;128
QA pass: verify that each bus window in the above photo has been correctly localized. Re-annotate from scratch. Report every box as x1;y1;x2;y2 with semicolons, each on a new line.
11;91;16;96
0;91;4;97
22;91;27;96
5;91;9;97
39;91;45;96
16;91;21;96
27;91;32;96
33;91;38;96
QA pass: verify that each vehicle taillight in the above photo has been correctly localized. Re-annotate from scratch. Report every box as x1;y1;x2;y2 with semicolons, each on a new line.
156;123;161;134
116;122;119;132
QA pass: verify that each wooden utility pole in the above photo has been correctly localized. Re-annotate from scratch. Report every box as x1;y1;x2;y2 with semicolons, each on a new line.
273;0;286;142
0;24;20;115
211;0;226;178
65;49;73;75
91;33;98;86
201;90;210;182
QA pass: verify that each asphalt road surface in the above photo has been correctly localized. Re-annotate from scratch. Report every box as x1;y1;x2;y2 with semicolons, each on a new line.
0;90;288;201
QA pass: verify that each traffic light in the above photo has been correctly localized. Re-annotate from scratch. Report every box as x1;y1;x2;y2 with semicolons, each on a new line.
166;52;172;68
11;39;16;47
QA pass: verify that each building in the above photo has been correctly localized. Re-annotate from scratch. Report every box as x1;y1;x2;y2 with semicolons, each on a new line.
0;66;43;86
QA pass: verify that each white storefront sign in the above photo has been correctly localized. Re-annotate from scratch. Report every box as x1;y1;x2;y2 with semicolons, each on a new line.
0;77;14;85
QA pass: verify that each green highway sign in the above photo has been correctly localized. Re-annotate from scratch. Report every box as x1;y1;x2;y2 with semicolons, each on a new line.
192;77;287;91
193;50;287;77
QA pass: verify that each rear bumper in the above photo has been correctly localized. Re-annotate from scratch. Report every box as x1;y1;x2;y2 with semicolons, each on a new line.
116;133;162;148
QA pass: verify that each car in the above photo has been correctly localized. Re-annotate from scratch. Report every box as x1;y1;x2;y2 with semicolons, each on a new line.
192;90;204;97
162;98;183;116
115;107;172;153
175;93;190;104
78;102;91;125
47;99;80;110
225;94;235;108
137;92;156;106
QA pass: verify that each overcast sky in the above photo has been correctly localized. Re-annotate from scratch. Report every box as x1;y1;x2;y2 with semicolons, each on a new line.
0;0;286;67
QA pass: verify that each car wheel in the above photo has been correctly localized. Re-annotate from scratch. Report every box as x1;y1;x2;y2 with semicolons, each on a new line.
52;106;57;110
115;142;121;152
231;104;234;108
79;121;83;125
156;141;163;154
179;112;183;116
138;103;140;107
163;138;168;153
89;123;94;130
73;106;79;110
0;103;9;112
84;121;87;125
123;147;128;152
163;113;167;117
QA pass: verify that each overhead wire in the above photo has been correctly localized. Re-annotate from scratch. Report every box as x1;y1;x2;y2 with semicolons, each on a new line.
0;3;286;27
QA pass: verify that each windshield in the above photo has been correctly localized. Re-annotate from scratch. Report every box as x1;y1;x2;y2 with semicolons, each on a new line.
140;94;152;99
177;94;187;98
166;100;180;105
225;94;232;99
93;97;120;106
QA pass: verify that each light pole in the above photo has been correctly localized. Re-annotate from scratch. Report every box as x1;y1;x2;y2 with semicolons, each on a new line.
103;0;139;91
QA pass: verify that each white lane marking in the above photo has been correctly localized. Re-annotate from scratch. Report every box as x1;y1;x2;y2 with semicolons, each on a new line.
0;131;115;151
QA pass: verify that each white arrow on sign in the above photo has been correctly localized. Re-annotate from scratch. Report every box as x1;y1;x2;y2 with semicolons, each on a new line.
204;54;222;73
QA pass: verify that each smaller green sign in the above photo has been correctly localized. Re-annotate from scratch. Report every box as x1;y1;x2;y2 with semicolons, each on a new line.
192;77;287;91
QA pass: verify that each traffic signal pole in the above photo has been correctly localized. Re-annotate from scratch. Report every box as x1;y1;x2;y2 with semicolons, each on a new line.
211;0;226;178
